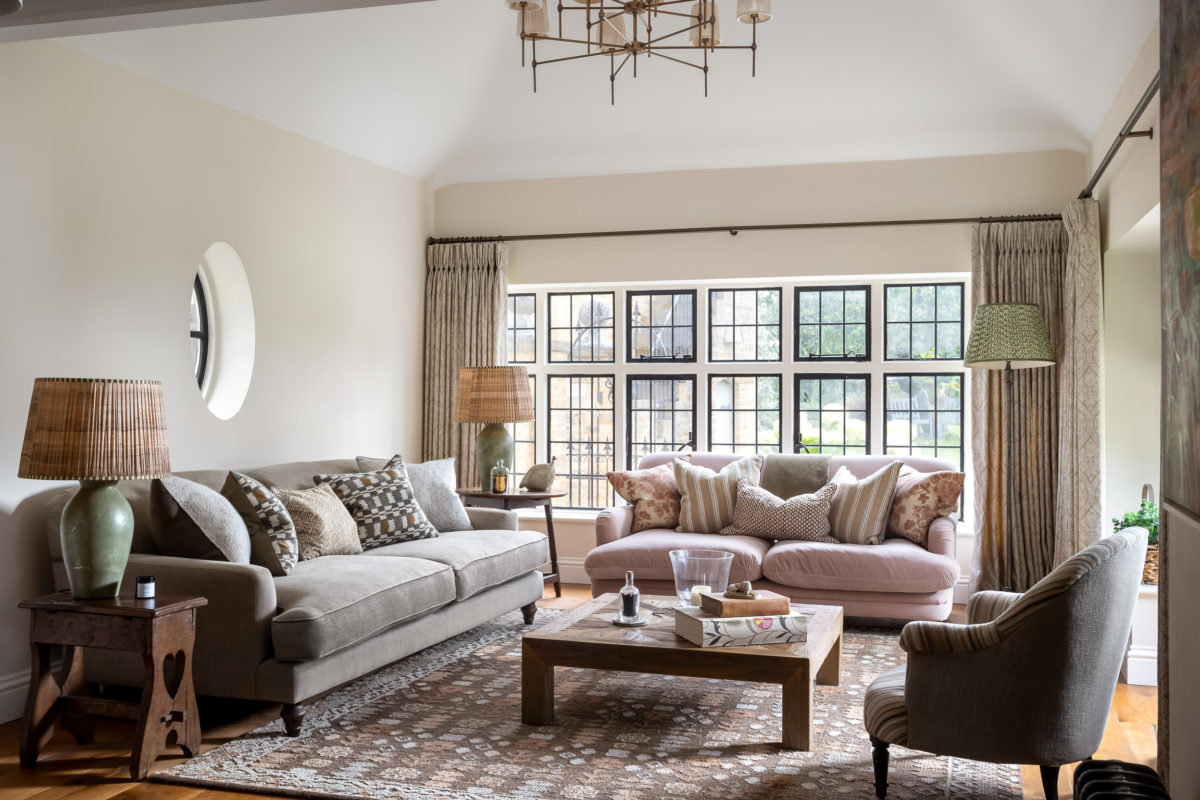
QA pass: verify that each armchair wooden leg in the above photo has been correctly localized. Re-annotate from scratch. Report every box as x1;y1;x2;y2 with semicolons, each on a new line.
1039;765;1060;800
869;736;889;798
281;703;306;737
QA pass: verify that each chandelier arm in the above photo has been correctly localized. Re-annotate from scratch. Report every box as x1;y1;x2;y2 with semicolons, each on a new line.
534;49;620;67
643;50;705;72
652;45;755;51
644;20;705;46
526;35;605;47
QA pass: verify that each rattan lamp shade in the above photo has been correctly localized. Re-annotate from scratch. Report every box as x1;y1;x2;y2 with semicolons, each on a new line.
964;303;1056;370
454;367;535;424
18;378;171;481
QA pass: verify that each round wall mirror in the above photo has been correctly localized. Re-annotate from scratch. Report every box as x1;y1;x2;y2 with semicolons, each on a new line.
190;242;255;419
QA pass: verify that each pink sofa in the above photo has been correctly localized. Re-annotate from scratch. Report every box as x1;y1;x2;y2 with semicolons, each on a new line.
585;453;961;622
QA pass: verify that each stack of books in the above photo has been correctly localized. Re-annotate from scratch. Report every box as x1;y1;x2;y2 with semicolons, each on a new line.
674;590;808;648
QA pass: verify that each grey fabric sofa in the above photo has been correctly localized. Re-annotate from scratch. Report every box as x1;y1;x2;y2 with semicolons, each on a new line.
40;458;549;736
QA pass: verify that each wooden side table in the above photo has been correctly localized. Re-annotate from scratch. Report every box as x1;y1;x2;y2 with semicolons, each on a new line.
18;591;208;780
457;489;566;598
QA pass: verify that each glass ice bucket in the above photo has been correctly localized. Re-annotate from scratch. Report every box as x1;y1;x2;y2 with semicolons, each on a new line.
669;549;734;606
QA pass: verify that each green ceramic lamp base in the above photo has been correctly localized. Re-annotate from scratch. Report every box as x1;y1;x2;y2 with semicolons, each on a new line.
475;422;515;492
60;480;134;599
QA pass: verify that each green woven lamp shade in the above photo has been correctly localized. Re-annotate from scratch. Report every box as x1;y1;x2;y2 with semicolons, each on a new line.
964;303;1056;369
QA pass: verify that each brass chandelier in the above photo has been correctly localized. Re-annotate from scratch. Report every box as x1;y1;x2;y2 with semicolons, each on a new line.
506;0;774;104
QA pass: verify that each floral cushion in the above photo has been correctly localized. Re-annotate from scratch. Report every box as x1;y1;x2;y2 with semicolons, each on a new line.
888;469;965;546
607;462;684;533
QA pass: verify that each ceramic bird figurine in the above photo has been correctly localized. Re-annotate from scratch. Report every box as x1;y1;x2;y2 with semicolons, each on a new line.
520;456;557;492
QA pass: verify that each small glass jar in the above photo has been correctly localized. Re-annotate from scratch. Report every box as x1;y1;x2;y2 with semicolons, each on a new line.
490;460;510;494
136;575;156;600
618;570;641;623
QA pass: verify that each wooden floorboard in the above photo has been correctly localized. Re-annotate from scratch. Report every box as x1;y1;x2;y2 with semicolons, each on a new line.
0;584;1157;800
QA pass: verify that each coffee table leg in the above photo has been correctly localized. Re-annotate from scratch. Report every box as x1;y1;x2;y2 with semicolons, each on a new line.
816;631;842;687
521;643;554;725
781;668;813;751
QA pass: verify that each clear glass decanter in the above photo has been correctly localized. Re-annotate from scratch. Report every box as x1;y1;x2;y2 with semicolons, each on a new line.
618;570;640;623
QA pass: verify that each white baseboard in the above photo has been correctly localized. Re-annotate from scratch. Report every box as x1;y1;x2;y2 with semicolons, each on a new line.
556;556;588;585
1124;644;1158;686
953;576;970;605
0;669;30;724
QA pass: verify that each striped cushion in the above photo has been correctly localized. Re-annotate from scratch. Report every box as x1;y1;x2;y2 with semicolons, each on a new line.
864;665;909;746
829;462;903;545
674;455;763;535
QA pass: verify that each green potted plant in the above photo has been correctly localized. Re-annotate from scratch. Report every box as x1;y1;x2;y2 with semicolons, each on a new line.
1112;495;1159;585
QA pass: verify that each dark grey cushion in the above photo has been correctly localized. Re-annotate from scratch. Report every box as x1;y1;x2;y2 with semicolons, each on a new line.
271;555;455;661
150;476;251;563
357;455;472;533
368;530;549;601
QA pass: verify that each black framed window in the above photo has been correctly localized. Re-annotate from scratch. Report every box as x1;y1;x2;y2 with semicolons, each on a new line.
627;290;696;362
188;273;209;388
506;293;537;364
884;373;964;468
708;374;782;454
548;375;615;508
548;292;614;363
795;285;870;361
627;375;696;466
884;283;964;360
708;288;782;362
794;374;870;456
506;375;537;486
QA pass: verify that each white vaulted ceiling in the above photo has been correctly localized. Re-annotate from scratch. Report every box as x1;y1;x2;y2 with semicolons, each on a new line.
57;0;1158;187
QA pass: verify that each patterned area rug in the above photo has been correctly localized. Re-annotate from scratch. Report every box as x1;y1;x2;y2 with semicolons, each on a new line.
155;606;1020;799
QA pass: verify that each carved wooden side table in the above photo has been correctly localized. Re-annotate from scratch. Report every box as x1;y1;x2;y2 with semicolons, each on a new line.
18;590;208;779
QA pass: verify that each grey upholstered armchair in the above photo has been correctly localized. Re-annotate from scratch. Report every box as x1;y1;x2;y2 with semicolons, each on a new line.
863;528;1148;800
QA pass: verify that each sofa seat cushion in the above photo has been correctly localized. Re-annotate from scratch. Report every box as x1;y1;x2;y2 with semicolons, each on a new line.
272;555;455;661
763;538;959;594
368;530;549;600
584;530;770;583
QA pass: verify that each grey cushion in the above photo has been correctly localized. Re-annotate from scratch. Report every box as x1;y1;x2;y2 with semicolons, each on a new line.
358;455;473;533
271;555;455;661
367;530;549;601
150;476;251;563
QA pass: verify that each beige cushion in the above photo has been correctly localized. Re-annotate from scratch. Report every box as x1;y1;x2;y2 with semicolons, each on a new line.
150;476;251;563
673;455;763;534
274;484;362;561
721;480;837;542
584;530;770;582
762;538;960;593
367;530;549;601
271;555;455;661
829;461;903;545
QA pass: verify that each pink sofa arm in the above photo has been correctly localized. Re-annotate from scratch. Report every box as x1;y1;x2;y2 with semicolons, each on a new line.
927;516;957;560
596;505;635;546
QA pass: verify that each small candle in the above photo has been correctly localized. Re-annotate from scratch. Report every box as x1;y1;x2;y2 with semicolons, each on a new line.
690;584;711;607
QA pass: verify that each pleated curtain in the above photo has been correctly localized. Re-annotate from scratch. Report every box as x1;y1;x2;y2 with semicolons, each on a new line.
422;241;509;484
969;198;1104;592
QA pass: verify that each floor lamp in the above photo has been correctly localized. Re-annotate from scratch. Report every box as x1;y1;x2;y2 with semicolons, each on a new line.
964;303;1055;591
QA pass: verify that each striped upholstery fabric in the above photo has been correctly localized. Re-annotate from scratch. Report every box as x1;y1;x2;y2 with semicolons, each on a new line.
673;455;763;535
829;461;903;545
863;665;909;745
900;620;1001;654
966;590;1023;624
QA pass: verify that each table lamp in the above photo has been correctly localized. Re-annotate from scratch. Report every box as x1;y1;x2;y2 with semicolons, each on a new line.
963;303;1055;590
454;367;535;491
19;378;171;598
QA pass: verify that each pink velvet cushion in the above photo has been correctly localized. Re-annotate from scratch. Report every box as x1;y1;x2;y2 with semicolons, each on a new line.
606;463;683;533
720;480;838;542
583;530;770;582
762;538;960;594
888;469;965;546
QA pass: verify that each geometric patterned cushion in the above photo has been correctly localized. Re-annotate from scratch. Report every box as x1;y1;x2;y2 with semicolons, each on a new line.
314;463;438;549
863;664;909;746
887;468;965;547
720;479;838;542
220;471;299;576
829;461;904;546
274;483;363;561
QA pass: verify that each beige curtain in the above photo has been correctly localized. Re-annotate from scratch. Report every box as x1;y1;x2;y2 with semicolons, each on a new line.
422;241;509;483
970;199;1104;592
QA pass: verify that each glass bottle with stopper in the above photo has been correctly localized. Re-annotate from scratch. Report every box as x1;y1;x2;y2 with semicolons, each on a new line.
617;570;641;624
490;460;509;494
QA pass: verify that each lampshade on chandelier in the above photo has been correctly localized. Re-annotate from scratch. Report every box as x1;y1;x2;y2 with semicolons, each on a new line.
506;0;774;104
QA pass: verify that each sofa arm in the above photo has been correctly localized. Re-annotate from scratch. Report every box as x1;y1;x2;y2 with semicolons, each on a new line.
900;620;1001;654
967;590;1024;624
926;516;956;559
467;507;518;531
595;505;635;546
126;554;277;699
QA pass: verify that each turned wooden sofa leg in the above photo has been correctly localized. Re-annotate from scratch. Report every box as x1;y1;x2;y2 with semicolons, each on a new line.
281;703;306;737
1039;765;1061;800
521;602;538;625
869;736;889;798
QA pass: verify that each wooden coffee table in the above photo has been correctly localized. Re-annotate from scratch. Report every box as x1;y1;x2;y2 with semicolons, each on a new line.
522;594;843;750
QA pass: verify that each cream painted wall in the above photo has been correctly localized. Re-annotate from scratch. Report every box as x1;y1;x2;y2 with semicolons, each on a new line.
0;41;431;722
